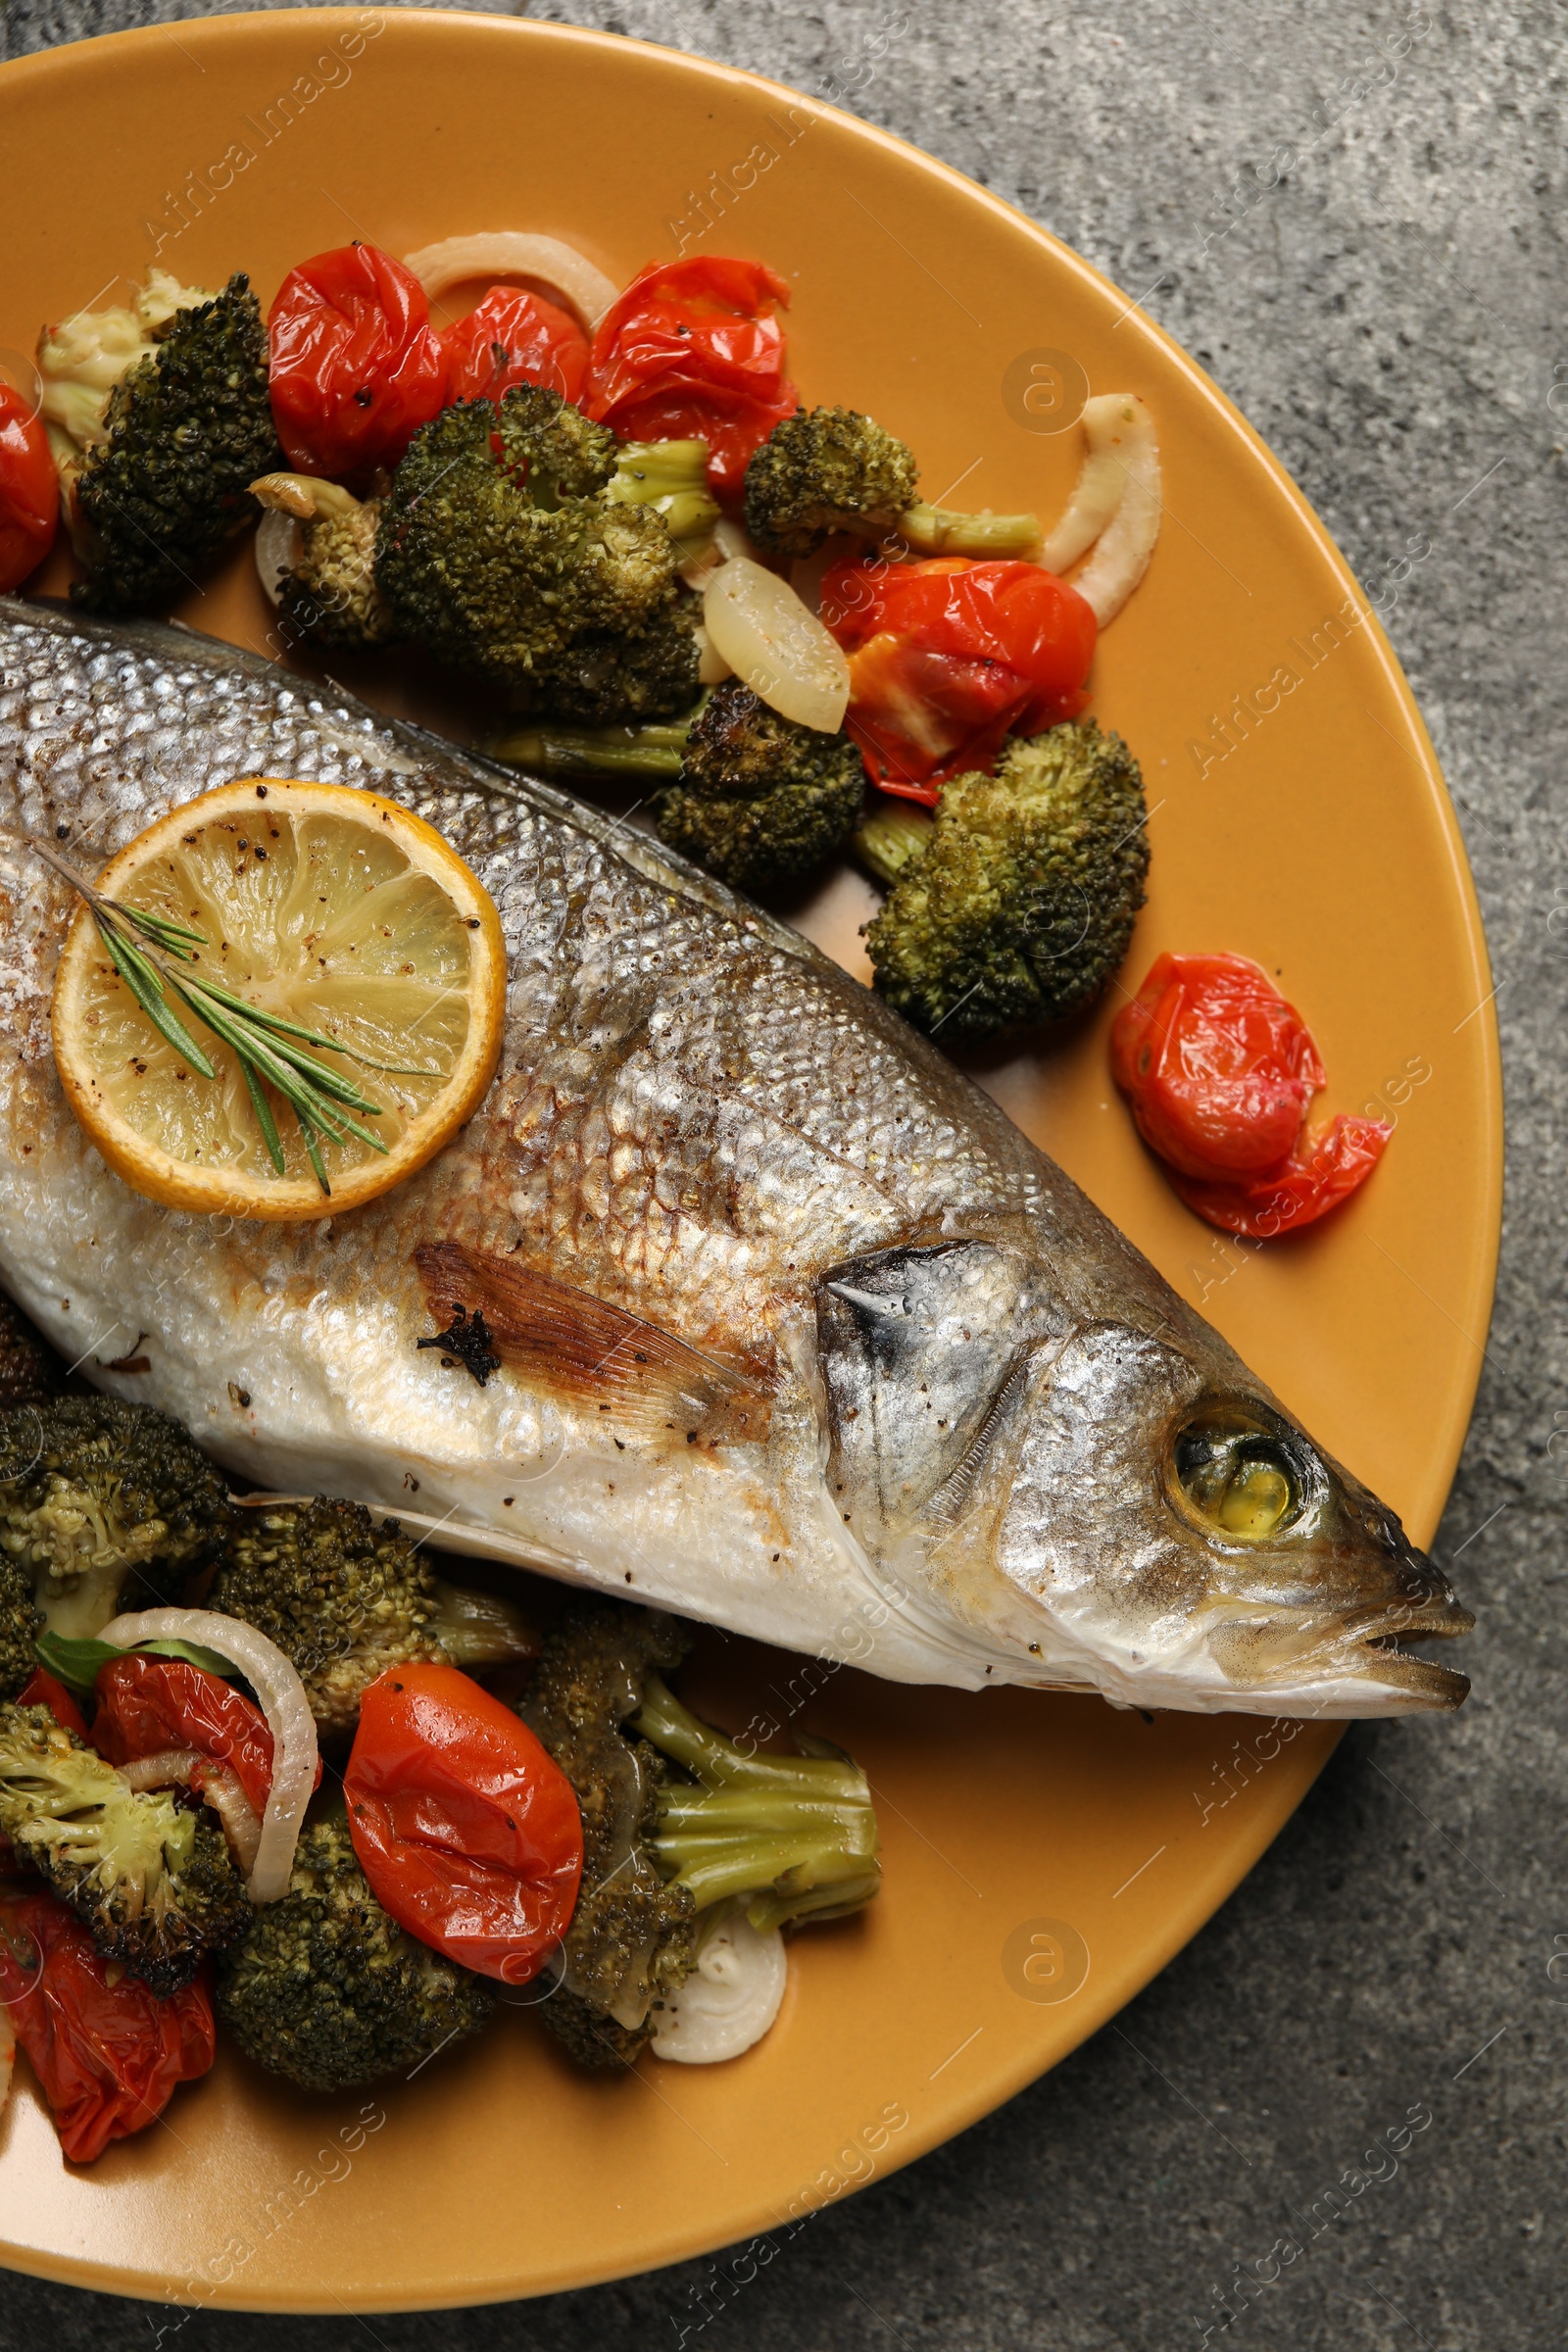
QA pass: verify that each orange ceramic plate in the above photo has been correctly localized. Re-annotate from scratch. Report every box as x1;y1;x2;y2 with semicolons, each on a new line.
0;9;1499;2313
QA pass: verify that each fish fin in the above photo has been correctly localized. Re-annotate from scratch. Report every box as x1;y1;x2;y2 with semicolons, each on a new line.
415;1243;773;1446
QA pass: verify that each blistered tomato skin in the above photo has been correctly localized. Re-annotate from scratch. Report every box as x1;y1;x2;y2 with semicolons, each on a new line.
0;384;58;594
442;286;590;406
584;256;798;501
820;555;1098;797
1111;951;1391;1239
345;1662;583;1984
269;243;448;478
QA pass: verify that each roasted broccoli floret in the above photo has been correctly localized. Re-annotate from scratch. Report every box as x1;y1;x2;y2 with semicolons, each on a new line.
209;1497;538;1743
0;1292;65;1407
251;473;397;651
38;268;213;501
858;717;1150;1041
520;1599;880;2070
217;1817;494;2090
743;406;920;558
66;273;282;615
0;1556;40;1703
0;1396;233;1641
0;1703;250;1991
375;387;695;719
654;680;866;893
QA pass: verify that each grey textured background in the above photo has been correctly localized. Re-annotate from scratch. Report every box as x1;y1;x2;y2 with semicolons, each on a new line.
0;1;1562;2346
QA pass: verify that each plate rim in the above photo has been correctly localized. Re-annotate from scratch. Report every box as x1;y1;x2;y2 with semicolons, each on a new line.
0;4;1502;2311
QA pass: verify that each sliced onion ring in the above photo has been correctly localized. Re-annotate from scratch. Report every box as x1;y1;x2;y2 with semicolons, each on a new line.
650;1914;788;2063
402;233;618;331
703;557;851;733
254;508;302;610
1047;393;1161;625
117;1749;265;1881
97;1609;318;1905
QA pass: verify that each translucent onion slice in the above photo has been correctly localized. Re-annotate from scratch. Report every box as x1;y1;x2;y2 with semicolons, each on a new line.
703;558;851;733
117;1749;265;1880
97;1608;317;1904
402;233;618;330
1047;393;1162;625
650;1914;787;2063
254;507;301;609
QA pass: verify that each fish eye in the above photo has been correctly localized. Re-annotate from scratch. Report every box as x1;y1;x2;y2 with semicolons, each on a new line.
1170;1415;1306;1542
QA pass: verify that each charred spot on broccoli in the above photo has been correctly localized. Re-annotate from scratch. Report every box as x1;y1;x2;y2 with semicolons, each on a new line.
519;1601;698;2066
519;1598;880;2071
652;679;865;895
0;1396;233;1642
743;406;920;558
0;1703;250;1991
70;273;282;616
374;387;693;720
217;1817;494;2091
858;717;1150;1041
208;1497;537;1742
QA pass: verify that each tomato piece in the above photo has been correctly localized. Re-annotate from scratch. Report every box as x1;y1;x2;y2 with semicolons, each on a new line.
345;1663;581;1984
1167;1115;1393;1239
821;556;1097;797
91;1653;308;1818
269;243;448;478
584;256;798;502
0;1888;214;2165
0;383;58;594
1109;952;1326;1179
16;1667;90;1740
1110;952;1391;1235
442;286;590;407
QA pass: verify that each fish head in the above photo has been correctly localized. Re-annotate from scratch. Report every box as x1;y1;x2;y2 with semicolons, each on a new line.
817;1245;1472;1717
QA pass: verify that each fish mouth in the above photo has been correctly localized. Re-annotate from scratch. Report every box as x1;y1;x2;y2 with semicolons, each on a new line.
1208;1588;1475;1713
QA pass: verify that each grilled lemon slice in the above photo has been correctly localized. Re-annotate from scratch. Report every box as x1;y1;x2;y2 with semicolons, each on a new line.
51;778;505;1222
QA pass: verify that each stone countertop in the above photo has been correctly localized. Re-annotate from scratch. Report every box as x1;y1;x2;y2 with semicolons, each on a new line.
1;3;1561;2346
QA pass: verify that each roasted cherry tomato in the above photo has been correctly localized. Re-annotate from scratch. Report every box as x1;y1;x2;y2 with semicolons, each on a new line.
16;1667;90;1740
91;1653;308;1818
443;285;590;407
821;555;1097;797
0;1888;215;2165
269;242;448;478
344;1663;582;1984
584;256;797;502
1110;952;1391;1237
0;382;58;593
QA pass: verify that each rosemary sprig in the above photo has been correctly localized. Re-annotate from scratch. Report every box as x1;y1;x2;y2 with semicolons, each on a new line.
33;836;427;1197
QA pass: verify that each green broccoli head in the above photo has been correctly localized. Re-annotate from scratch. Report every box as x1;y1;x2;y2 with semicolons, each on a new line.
0;1557;41;1703
518;1601;698;2064
282;495;397;652
510;588;701;726
71;273;282;616
653;679;865;895
217;1817;494;2091
860;717;1150;1042
0;1396;233;1642
374;387;687;711
743;405;919;558
208;1497;537;1743
0;1703;251;1991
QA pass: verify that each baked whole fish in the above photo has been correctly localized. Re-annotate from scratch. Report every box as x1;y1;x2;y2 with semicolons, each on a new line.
0;599;1471;1716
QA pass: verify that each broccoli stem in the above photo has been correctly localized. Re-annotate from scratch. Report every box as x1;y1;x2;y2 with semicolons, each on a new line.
899;502;1044;560
607;440;721;562
854;803;935;888
631;1673;880;1933
488;708;701;781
